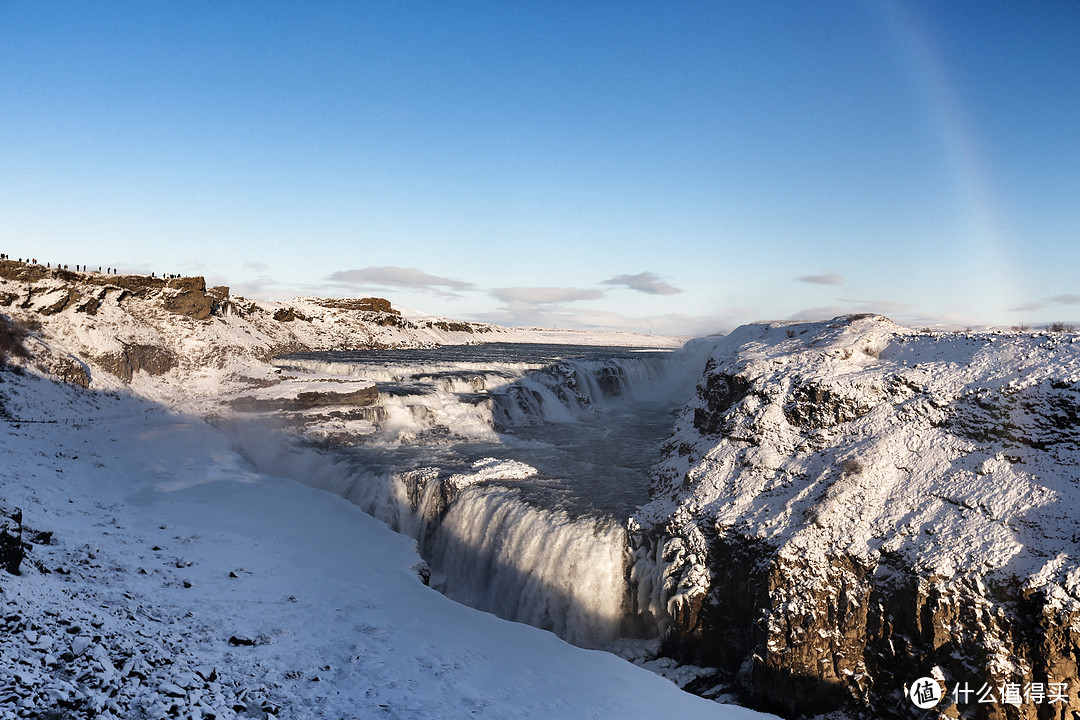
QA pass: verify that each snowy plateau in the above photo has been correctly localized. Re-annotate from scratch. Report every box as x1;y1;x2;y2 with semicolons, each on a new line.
1;261;1078;720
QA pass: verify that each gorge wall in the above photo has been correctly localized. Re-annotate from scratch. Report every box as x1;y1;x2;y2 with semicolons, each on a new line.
630;315;1080;719
0;259;502;400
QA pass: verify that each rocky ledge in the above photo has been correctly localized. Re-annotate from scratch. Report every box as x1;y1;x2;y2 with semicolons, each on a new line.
629;315;1080;719
0;260;506;398
227;377;379;412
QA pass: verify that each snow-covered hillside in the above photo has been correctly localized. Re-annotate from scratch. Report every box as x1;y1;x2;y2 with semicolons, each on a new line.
0;260;678;408
629;315;1080;719
2;261;773;719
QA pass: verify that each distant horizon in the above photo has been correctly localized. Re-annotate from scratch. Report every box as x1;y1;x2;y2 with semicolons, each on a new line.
4;254;1075;339
2;2;1078;336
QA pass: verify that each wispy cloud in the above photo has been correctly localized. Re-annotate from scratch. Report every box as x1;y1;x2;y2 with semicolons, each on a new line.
1008;301;1047;312
602;272;682;295
797;273;844;286
327;266;475;299
482;285;728;334
491;287;605;305
206;272;322;302
474;303;741;336
1009;295;1080;313
835;298;916;316
790;299;984;329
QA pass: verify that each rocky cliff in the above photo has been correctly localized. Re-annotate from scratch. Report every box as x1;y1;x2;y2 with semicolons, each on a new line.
630;315;1080;719
0;260;501;403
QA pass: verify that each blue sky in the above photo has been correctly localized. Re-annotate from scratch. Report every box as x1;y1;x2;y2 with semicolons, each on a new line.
2;1;1078;335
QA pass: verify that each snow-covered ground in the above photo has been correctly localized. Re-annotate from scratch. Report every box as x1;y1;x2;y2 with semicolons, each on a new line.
0;364;776;719
627;315;1080;717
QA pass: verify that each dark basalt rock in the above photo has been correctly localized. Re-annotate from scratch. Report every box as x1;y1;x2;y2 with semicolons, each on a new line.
37;288;81;316
0;509;23;575
229;385;379;412
595;366;625;396
783;378;881;429
313;297;399;314
95;343;179;383
424;320;476;333
36;352;91;388
692;364;753;436
162;278;214;320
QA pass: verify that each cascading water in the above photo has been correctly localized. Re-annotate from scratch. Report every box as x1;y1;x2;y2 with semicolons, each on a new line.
231;342;713;648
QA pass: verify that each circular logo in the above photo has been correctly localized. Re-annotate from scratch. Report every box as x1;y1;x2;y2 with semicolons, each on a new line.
909;677;943;709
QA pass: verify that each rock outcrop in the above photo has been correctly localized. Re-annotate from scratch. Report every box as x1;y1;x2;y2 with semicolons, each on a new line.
94;343;179;383
0;260;510;394
0;261;220;321
630;315;1080;719
228;380;379;411
310;297;398;314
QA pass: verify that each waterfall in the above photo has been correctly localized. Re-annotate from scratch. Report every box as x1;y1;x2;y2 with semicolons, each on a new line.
228;343;713;648
430;486;633;647
276;347;696;438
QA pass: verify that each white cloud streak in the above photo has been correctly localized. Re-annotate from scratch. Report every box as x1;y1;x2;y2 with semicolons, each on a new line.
602;272;682;295
491;287;605;305
327;267;475;299
797;273;844;286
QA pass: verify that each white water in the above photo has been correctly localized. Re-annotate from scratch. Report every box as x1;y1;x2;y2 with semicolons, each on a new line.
235;343;711;647
432;487;631;645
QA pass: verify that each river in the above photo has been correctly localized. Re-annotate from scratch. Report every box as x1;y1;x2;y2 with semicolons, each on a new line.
234;342;711;647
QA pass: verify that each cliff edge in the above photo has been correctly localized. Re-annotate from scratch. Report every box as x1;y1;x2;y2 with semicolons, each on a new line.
0;260;501;404
630;315;1080;719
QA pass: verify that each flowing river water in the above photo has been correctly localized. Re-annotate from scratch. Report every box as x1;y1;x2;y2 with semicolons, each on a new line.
232;342;711;648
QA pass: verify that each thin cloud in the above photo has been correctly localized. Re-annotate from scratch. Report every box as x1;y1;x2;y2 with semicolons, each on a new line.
1008;301;1047;312
788;305;854;322
491;287;605;305
791;300;983;330
797;273;844;286
1008;295;1080;312
474;304;741;337
327;267;475;299
602;272;682;296
836;298;917;316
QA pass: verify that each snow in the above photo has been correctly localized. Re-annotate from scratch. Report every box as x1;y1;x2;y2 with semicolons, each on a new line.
446;458;540;493
235;375;377;399
634;315;1080;613
0;344;776;717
